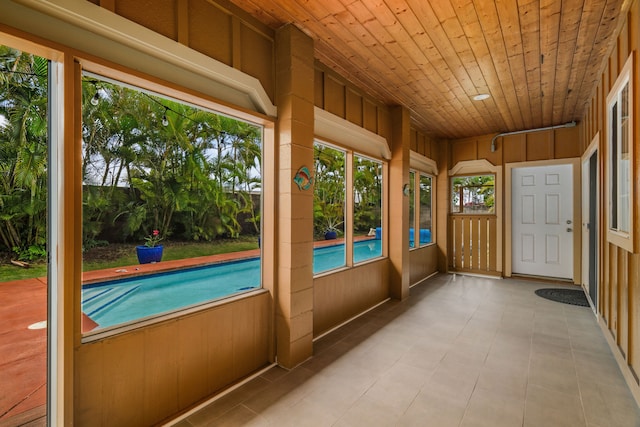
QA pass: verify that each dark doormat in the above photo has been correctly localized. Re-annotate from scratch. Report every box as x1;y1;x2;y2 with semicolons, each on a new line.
534;288;590;307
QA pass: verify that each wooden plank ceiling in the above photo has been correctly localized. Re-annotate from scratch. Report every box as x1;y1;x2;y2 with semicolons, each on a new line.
228;0;628;139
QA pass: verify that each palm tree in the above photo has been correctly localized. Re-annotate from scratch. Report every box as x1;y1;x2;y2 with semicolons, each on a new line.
0;46;48;258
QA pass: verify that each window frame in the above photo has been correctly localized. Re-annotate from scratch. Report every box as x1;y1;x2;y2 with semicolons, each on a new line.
79;62;272;340
313;139;387;275
409;152;437;249
408;170;435;249
606;52;635;253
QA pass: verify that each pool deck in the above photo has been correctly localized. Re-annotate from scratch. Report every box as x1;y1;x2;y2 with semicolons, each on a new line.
0;238;373;425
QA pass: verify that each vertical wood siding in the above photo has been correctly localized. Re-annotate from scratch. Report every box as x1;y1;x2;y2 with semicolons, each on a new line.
96;0;276;101
579;0;640;391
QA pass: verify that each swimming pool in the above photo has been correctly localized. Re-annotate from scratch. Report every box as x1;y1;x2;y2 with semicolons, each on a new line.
83;239;382;330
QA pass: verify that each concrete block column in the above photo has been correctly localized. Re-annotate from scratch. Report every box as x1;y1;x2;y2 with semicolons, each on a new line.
275;24;315;368
388;106;411;300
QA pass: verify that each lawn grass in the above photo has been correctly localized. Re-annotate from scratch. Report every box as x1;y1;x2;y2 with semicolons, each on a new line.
0;239;259;283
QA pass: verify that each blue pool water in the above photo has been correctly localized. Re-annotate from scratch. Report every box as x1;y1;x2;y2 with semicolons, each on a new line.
83;239;382;330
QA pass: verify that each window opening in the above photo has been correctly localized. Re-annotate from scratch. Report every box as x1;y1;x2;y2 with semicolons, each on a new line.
313;142;346;273
353;154;382;262
451;175;495;214
81;72;263;334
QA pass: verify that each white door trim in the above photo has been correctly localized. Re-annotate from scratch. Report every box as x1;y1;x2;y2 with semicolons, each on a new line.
505;158;581;282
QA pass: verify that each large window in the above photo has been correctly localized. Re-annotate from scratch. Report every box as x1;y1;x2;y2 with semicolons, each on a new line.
451;175;495;214
354;155;383;261
607;53;634;252
409;170;433;248
313;141;384;274
81;73;263;334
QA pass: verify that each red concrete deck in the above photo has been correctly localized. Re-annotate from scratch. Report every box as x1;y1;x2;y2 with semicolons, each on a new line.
0;277;47;426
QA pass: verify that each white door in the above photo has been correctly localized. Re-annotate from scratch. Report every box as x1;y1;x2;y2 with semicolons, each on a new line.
512;164;573;279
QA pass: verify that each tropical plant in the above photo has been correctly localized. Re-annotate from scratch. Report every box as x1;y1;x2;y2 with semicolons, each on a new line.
313;143;345;238
0;47;49;258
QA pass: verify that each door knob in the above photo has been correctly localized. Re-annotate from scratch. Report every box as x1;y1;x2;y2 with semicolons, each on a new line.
567;227;573;232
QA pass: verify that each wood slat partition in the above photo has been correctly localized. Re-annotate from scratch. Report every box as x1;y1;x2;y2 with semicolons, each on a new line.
449;214;498;275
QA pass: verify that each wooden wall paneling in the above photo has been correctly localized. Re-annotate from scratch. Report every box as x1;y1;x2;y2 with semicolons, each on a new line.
619;21;629;70
206;303;243;392
526;130;553;161
176;314;209;408
409;245;438;285
451;139;477;166
313;261;389;336
324;74;346;118
314;68;325;109
188;1;232;66
363;99;378;133
346;88;363;126
143;322;179;426
612;245;619;341
410;129;418;152
232;298;256;378
630;254;640;376
477;134;500;166
102;331;145;426
503;133;526;163
604;243;611;325
554;126;580;158
74;342;104;424
239;22;275;100
177;0;189;45
115;0;178;41
619;251;629;358
417;133;425;156
97;0;111;9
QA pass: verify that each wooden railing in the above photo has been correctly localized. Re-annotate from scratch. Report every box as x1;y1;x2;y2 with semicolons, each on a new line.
449;214;498;275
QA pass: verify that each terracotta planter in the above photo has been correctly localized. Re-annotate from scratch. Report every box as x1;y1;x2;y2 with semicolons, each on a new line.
136;245;163;264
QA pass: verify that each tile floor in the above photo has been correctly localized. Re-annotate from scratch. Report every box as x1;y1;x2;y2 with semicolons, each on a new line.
169;274;640;427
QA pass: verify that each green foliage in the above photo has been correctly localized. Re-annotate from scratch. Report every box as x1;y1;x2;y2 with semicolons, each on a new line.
313;143;345;237
13;244;46;261
0;47;49;254
0;46;264;256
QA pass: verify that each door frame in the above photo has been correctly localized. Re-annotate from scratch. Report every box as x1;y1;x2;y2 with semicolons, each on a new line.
505;158;581;283
581;133;600;311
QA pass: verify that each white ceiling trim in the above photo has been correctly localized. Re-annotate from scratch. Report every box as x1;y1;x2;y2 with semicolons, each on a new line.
13;0;277;117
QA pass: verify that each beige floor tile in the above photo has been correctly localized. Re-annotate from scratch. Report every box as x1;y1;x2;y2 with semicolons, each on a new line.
399;387;467;427
524;383;586;427
460;388;525;427
171;275;640;427
333;396;400;427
